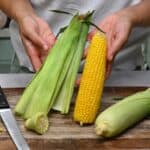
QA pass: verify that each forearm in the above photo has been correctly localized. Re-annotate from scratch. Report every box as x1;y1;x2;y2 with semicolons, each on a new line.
0;0;36;24
121;0;150;27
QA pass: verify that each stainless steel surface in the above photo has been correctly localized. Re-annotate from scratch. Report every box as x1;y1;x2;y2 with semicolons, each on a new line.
105;70;150;87
0;74;33;88
0;109;30;150
0;71;150;88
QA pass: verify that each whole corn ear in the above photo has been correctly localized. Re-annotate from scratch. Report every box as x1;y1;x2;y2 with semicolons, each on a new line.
73;32;107;125
95;89;150;138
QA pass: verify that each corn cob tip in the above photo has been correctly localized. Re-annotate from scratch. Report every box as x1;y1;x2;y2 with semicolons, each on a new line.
95;122;108;136
25;112;49;135
80;122;84;126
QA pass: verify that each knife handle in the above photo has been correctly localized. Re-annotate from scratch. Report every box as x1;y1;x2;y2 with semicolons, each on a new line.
0;87;9;109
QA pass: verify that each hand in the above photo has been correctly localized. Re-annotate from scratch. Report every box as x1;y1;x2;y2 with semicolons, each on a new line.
88;11;134;78
18;15;56;71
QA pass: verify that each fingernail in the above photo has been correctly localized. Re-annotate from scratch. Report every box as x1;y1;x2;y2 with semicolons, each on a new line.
110;55;113;61
43;44;48;50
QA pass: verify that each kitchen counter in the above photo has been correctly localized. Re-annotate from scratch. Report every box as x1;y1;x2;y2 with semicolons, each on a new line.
0;87;150;150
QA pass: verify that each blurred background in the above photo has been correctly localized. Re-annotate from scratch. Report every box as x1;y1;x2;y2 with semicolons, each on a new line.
0;10;31;73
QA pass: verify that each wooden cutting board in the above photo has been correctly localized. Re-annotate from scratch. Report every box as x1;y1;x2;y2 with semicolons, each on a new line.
0;88;149;150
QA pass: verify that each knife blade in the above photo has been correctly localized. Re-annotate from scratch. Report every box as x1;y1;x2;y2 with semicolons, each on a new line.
0;87;30;150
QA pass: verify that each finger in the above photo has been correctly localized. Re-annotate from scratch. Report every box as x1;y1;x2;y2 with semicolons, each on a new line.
107;29;114;62
75;74;82;88
105;60;112;79
112;34;127;53
87;30;96;41
22;37;42;71
31;53;42;71
40;55;47;63
107;30;127;62
45;32;56;50
82;47;88;59
25;28;48;51
40;51;48;63
48;32;56;45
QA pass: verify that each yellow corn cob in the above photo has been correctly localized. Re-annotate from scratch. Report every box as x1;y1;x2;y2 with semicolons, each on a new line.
73;31;107;125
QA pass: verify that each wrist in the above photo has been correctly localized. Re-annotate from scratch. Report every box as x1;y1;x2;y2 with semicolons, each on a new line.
119;5;144;27
117;10;137;28
15;10;36;25
11;1;36;25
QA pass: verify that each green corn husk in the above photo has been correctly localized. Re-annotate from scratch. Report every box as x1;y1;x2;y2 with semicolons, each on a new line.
25;112;49;135
95;88;150;138
15;14;82;119
47;33;80;110
52;14;91;114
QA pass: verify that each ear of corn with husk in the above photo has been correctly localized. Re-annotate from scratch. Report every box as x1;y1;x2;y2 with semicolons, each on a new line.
95;88;150;138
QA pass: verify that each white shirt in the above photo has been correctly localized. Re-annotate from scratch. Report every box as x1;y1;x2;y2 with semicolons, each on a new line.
9;0;150;71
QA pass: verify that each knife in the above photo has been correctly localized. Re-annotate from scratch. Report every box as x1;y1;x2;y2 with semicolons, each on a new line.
0;86;30;150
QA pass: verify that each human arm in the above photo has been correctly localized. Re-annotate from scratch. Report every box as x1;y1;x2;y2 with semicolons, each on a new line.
88;0;150;78
0;0;55;71
126;0;150;26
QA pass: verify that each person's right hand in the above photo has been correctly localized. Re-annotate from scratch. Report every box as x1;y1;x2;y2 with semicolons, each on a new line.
18;15;56;71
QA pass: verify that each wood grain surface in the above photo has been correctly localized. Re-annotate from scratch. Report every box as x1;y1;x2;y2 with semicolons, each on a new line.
0;87;149;150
